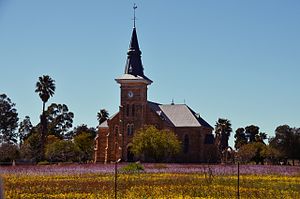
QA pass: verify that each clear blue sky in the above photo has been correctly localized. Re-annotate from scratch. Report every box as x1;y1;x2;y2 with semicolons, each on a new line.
1;1;299;146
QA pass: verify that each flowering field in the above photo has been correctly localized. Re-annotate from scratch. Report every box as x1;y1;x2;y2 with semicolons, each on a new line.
1;164;299;198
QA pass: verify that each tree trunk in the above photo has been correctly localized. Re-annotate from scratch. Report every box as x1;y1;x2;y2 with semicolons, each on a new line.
40;102;47;161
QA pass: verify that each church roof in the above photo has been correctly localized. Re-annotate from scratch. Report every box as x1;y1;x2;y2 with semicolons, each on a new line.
148;101;213;129
120;27;152;83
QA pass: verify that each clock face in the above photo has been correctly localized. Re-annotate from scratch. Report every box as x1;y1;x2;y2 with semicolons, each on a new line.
128;91;134;98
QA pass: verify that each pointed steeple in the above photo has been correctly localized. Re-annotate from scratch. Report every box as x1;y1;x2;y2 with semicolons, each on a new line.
116;4;152;85
124;27;145;78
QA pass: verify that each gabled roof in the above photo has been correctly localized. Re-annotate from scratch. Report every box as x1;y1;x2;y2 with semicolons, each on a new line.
148;101;213;129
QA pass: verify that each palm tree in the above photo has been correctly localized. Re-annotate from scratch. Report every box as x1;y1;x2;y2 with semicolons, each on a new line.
35;75;55;160
215;118;232;163
97;109;109;125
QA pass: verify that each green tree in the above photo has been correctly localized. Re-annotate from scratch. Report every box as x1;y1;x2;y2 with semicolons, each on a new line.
234;128;247;150
0;143;19;164
45;103;74;139
18;116;33;145
214;118;232;163
0;94;19;144
237;142;267;164
131;125;181;162
20;131;41;162
97;109;109;125
74;132;94;163
66;124;97;140
45;140;80;162
35;75;56;160
269;125;300;165
245;125;259;143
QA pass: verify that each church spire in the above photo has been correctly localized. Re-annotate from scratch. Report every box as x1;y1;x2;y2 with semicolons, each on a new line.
123;4;151;82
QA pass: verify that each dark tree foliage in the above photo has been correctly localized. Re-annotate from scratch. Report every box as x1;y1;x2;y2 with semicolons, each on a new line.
18;116;33;145
45;103;74;139
35;75;56;160
0;143;19;163
215;118;232;152
97;109;109;125
234;128;247;150
0;94;19;144
245;125;260;143
269;125;300;165
66;124;97;140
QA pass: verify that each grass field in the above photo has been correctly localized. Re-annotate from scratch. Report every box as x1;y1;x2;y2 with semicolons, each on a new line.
1;164;299;198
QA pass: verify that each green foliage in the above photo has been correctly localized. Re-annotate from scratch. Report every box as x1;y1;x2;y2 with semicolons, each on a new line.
131;125;181;162
66;124;97;140
120;162;144;173
20;132;42;162
237;142;269;164
18;116;33;145
0;143;19;163
269;125;300;165
0;94;19;144
46;103;74;139
74;132;94;162
45;140;80;162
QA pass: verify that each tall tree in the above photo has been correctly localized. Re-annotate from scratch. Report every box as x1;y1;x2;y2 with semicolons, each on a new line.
18;116;33;145
234;128;247;150
46;103;74;139
215;118;232;153
0;94;19;144
245;125;259;143
97;109;109;125
269;125;300;165
35;75;56;160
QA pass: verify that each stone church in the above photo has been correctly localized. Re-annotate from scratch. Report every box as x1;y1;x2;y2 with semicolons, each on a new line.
94;24;215;163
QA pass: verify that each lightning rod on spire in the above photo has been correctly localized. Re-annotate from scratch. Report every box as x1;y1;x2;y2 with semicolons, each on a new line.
133;3;137;28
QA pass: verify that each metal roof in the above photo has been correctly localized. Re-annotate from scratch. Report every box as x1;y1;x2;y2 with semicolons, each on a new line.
148;101;213;128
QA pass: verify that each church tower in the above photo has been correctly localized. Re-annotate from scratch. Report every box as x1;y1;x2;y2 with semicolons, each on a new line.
115;21;152;161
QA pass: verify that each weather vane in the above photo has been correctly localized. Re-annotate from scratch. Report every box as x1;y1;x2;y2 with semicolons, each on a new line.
133;3;137;27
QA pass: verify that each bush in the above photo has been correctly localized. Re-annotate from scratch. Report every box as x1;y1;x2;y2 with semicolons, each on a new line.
0;143;19;163
120;162;144;173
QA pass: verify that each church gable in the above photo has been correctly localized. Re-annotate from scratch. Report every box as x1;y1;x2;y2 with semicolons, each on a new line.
148;101;212;129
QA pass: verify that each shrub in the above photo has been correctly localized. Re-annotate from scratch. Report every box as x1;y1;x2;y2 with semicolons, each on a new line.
120;162;144;173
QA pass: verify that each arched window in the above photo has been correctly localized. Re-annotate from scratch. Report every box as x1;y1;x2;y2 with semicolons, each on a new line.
127;124;134;136
127;124;130;135
183;134;189;154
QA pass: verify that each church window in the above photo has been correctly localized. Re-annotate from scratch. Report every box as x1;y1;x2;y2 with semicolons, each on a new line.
183;134;189;154
127;124;134;135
